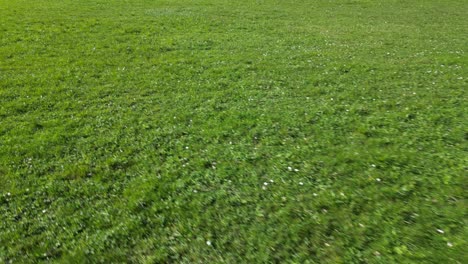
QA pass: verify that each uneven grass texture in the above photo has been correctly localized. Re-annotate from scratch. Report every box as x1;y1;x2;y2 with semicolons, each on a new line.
0;0;467;263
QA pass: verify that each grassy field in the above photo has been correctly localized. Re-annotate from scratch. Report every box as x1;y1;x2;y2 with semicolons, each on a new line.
0;0;467;262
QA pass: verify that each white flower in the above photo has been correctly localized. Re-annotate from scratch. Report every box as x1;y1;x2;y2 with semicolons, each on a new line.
206;240;212;246
288;166;292;171
299;182;304;185
263;182;268;186
436;229;444;234
376;178;381;182
447;242;453;247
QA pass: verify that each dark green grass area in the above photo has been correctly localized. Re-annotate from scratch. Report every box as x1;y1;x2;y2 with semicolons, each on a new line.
1;0;467;262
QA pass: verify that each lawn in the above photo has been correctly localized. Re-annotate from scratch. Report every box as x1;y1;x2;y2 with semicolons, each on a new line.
0;0;466;262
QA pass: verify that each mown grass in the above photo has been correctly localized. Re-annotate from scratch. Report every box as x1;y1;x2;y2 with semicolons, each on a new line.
0;0;467;262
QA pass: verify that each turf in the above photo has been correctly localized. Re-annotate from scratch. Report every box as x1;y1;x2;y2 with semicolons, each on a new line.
0;0;467;262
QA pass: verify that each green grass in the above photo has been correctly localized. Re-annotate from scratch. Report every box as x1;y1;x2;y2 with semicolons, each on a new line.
0;0;467;262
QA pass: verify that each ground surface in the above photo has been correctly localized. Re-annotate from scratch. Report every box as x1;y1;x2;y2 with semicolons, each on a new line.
0;0;467;262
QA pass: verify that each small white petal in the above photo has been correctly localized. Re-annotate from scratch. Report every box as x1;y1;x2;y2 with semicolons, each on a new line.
206;240;212;246
436;229;444;234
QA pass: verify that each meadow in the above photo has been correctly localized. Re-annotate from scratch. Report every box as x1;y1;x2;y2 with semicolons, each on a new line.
0;0;466;262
